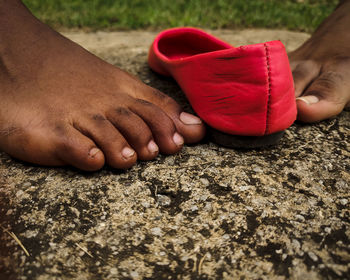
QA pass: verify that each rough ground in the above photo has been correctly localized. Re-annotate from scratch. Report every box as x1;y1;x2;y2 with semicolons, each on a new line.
0;29;349;280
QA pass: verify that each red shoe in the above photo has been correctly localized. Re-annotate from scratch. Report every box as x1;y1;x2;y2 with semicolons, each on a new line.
148;27;296;148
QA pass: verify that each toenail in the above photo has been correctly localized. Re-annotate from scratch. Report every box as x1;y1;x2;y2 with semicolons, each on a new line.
173;132;184;146
122;147;135;159
180;112;202;125
147;140;159;153
296;95;319;105
89;147;101;158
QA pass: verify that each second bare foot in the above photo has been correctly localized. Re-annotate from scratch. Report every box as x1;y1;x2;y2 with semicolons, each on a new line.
289;0;350;123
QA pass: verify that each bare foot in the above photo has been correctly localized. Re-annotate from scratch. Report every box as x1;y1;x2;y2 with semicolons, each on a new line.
0;1;205;171
289;0;350;122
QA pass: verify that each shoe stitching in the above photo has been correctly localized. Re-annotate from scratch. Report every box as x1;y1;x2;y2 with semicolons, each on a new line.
264;43;272;135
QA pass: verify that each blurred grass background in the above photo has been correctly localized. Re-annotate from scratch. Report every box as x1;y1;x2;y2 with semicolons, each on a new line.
23;0;339;32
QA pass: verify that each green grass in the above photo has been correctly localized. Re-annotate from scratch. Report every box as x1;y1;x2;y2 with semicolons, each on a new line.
23;0;339;32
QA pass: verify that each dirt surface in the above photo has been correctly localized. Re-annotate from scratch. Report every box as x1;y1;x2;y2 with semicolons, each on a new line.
0;29;349;280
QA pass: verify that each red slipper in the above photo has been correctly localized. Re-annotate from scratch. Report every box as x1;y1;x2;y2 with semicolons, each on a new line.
148;27;297;148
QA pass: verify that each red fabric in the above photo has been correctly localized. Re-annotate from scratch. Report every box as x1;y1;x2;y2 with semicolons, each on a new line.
148;27;296;136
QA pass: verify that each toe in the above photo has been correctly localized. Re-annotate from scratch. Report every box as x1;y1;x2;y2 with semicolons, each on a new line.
106;107;159;161
54;126;105;171
129;98;185;154
296;71;348;122
0;123;105;171
74;114;137;169
142;87;206;143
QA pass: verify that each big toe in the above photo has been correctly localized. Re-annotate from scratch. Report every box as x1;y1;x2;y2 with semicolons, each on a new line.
296;95;346;122
296;71;349;122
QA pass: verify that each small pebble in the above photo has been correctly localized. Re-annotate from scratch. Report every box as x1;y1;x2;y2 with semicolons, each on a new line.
223;234;230;240
23;182;31;188
204;202;213;212
239;185;251;191
157;195;171;206
253;167;263;173
141;201;150;208
295;214;305;222
150;227;162;236
16;190;24;198
181;256;189;261
339;198;348;206
200;178;210;186
292;239;301;249
130;271;139;278
110;268;118;275
308;251;318;262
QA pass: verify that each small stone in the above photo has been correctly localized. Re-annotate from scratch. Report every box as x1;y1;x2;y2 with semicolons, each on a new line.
180;256;189;261
110;268;118;275
239;185;251;191
130;271;139;278
292;239;301;250
141;201;150;208
206;252;212;261
200;178;210;186
78;251;85;257
253;167;263;173
191;205;198;212
157;195;171;206
223;234;230;240
308;251;318;262
159;251;166;256
23;182;31;188
229;212;236;218
150;227;162;236
282;254;288;261
275;249;283;254
339;199;348;206
16;190;24;198
295;214;305;222
24;230;38;238
325;227;331;234
204;202;212;212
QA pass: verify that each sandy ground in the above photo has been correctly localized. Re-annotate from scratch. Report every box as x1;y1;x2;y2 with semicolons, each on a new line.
0;29;349;280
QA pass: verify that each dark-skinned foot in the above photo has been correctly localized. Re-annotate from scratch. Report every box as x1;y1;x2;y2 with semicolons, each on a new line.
0;0;205;171
289;0;350;123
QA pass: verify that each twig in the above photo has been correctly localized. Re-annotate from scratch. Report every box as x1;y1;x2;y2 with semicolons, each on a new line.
75;243;93;258
198;254;206;275
1;225;30;257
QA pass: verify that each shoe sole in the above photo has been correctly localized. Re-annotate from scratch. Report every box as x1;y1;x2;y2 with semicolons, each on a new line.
209;128;284;148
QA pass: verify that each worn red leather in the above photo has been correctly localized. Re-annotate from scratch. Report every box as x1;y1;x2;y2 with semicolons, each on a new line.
148;27;296;136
